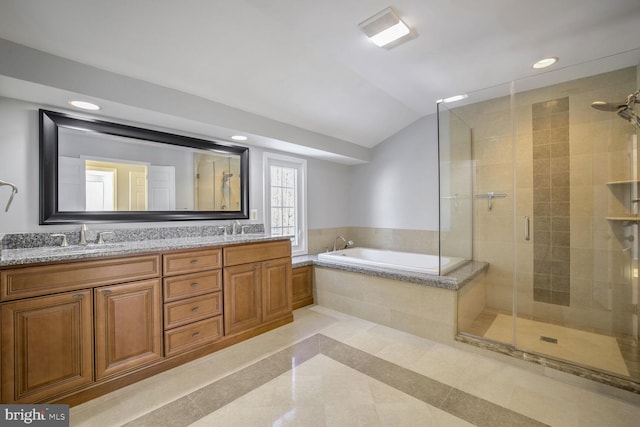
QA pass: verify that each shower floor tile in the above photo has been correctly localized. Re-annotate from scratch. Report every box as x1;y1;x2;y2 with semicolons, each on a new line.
484;314;630;376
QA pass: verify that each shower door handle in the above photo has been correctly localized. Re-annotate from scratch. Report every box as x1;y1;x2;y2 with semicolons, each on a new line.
524;216;530;241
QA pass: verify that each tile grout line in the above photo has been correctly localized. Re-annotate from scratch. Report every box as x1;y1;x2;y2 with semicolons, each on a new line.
123;333;548;427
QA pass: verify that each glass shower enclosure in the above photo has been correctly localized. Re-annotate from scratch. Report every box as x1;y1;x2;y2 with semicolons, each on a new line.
440;49;640;388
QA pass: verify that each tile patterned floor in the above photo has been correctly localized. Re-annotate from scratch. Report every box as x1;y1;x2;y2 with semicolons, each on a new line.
70;306;640;426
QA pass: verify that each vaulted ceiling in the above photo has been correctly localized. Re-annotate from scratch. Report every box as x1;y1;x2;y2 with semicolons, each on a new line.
0;0;639;150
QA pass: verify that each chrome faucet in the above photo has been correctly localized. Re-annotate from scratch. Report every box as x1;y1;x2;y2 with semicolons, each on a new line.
51;233;69;247
333;236;354;251
79;224;88;246
231;220;241;235
97;231;114;244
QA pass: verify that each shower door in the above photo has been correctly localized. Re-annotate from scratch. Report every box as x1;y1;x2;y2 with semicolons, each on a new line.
511;68;640;380
450;58;640;384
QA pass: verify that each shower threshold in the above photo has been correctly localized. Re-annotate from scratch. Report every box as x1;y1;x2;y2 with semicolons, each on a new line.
456;332;640;395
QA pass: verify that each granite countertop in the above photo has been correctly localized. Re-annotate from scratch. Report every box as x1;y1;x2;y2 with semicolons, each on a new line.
0;234;288;267
1;221;486;292
293;254;488;291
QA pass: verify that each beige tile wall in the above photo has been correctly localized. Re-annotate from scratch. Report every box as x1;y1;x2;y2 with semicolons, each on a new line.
308;227;439;255
313;266;463;344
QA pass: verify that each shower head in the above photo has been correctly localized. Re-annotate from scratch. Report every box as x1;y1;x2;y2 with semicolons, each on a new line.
617;106;640;128
590;101;626;112
591;90;640;129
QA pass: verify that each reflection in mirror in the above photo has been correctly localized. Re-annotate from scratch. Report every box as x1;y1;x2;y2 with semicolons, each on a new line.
194;153;241;211
40;109;249;224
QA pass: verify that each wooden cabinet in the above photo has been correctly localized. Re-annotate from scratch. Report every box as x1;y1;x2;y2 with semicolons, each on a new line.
223;241;292;336
223;262;263;335
0;238;292;405
94;279;163;379
292;265;313;310
1;290;93;404
162;249;224;357
262;257;293;323
1;254;160;301
0;255;161;404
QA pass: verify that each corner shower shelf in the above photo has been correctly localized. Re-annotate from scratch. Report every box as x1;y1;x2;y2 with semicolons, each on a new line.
606;216;640;223
606;180;640;185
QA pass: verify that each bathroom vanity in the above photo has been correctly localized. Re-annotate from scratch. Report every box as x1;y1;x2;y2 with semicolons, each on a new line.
0;237;292;405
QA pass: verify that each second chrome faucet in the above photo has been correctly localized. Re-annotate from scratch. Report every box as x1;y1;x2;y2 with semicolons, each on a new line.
79;224;88;245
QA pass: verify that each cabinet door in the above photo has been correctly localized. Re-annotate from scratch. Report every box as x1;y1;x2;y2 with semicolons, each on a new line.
262;258;292;323
223;263;262;335
292;266;313;310
1;290;93;404
95;279;163;379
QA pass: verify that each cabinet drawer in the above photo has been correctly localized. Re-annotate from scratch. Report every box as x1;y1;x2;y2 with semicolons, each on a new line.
164;293;222;329
163;249;222;276
164;316;223;357
223;240;291;267
1;255;161;301
163;270;222;302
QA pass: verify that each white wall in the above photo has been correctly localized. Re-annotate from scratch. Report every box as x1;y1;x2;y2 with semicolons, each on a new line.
348;114;439;230
0;97;39;232
0;96;351;234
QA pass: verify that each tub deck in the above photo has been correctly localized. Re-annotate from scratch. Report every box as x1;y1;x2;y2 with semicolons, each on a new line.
293;254;488;290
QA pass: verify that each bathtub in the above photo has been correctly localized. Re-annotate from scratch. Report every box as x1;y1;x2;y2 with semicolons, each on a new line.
317;247;467;275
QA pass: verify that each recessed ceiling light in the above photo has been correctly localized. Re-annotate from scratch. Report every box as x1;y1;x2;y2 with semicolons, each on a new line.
68;100;101;110
437;94;469;104
532;57;558;69
359;7;414;48
231;135;248;141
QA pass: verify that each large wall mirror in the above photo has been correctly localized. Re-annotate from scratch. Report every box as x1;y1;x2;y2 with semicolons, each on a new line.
40;109;249;224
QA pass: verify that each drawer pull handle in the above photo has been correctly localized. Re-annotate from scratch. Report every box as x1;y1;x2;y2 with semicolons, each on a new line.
191;306;199;312
192;332;200;337
190;282;199;287
190;259;198;264
74;294;84;300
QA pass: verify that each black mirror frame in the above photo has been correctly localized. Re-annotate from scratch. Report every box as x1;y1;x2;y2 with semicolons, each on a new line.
39;109;250;224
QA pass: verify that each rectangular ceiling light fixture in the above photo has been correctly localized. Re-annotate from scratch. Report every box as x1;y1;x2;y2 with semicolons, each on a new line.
359;7;415;48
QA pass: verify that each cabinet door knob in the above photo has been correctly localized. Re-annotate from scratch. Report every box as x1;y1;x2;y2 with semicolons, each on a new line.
190;282;199;287
191;306;199;312
74;294;84;300
102;290;112;296
192;332;200;337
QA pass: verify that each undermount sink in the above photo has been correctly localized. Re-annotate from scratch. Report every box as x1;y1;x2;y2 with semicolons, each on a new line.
46;243;129;255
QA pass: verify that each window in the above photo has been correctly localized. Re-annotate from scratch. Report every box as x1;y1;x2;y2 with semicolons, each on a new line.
264;153;307;256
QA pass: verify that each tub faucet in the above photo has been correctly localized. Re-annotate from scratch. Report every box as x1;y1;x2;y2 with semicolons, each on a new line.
333;236;354;251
